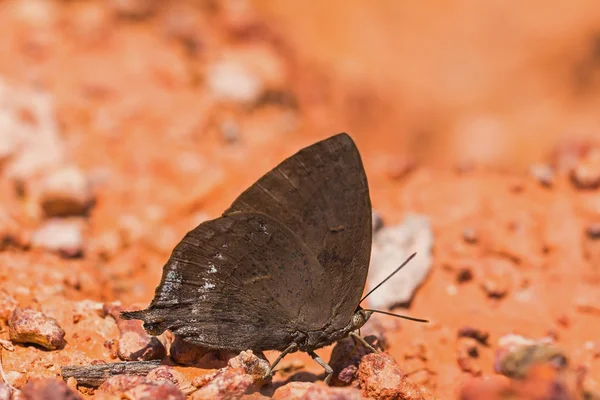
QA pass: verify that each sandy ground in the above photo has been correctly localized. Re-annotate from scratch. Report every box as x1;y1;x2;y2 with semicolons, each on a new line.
0;0;599;398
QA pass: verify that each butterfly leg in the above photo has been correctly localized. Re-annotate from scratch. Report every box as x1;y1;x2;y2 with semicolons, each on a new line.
266;343;298;379
309;351;334;385
349;332;379;353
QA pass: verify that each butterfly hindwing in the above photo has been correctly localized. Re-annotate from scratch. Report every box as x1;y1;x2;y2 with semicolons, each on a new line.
126;212;332;351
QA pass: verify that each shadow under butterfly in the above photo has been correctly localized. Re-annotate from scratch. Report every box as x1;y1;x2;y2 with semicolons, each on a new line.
122;133;427;384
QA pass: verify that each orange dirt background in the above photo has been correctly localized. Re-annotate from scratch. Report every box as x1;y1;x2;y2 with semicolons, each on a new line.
1;0;600;398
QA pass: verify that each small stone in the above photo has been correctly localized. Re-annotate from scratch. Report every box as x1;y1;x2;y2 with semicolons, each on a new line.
191;351;269;400
456;338;482;376
111;0;157;18
358;353;434;400
462;227;478;244
586;223;600;240
169;335;234;369
146;366;195;395
367;214;434;308
456;267;474;283
97;375;146;394
9;308;66;350
495;334;566;379
571;149;600;189
39;166;93;217
0;290;17;321
103;304;166;361
98;374;185;400
20;378;82;400
219;118;240;144
0;339;15;352
272;381;362;399
227;350;271;381
169;335;209;366
530;164;554;188
31;219;84;258
457;327;490;346
329;335;384;386
206;60;264;103
556;314;571;328
118;331;166;361
480;259;512;299
123;382;185;400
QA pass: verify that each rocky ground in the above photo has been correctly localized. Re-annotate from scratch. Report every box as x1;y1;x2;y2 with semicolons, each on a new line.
0;0;599;399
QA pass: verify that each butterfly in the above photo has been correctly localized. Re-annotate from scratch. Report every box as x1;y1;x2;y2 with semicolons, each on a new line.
122;133;425;383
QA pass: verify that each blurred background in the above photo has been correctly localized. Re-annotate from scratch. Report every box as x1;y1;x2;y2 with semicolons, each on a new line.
1;0;600;398
255;0;600;169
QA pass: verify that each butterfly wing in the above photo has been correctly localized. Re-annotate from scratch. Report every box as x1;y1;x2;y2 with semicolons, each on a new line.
224;133;372;330
123;212;331;352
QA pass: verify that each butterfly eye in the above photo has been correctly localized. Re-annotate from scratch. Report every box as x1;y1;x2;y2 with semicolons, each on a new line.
351;312;364;328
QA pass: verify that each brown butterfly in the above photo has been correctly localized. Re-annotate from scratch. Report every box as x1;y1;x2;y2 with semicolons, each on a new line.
123;133;425;383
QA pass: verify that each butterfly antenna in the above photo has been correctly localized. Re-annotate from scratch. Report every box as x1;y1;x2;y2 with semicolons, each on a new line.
361;309;429;323
359;252;417;303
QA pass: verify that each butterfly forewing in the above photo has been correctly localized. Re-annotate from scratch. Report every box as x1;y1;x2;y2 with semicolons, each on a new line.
225;133;372;329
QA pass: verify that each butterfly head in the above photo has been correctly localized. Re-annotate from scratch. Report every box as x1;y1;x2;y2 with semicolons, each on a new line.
350;306;373;331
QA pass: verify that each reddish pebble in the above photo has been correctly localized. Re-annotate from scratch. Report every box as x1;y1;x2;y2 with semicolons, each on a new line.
530;164;554;188
146;366;195;395
585;223;600;239
104;304;166;361
117;330;166;361
329;335;384;386
456;338;482;376
169;335;210;366
571;149;600;189
21;378;82;400
97;375;146;394
462;227;478;244
358;353;434;400
480;259;512;299
272;381;363;399
191;351;270;400
39;166;93;217
123;382;185;400
9;308;66;350
31;219;84;258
